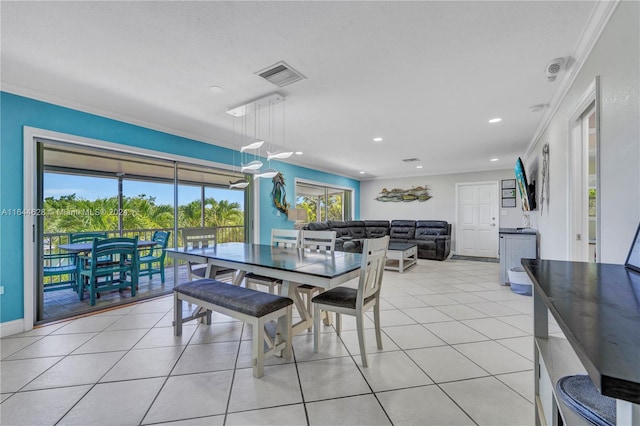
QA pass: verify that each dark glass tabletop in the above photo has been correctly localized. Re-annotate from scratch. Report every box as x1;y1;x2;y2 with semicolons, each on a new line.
388;242;417;251
166;243;362;279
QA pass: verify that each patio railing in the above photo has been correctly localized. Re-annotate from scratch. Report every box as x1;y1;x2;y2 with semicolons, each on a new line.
44;225;244;254
42;225;245;284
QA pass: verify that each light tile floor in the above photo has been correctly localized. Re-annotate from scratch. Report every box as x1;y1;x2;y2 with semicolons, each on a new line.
1;259;547;425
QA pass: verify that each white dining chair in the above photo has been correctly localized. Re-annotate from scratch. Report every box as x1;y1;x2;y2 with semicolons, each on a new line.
297;230;337;330
182;228;236;282
245;229;300;293
312;236;389;367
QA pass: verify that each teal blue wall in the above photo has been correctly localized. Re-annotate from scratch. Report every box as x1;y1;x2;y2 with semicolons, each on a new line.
0;92;359;324
258;161;360;244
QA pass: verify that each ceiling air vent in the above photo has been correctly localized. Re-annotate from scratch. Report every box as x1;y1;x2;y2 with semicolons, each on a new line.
257;61;306;87
402;158;421;163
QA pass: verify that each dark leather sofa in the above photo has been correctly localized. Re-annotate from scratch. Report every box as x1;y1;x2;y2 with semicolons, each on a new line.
304;220;451;261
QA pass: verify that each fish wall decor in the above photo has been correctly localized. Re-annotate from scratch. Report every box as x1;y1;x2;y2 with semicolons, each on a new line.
271;172;290;214
375;186;432;202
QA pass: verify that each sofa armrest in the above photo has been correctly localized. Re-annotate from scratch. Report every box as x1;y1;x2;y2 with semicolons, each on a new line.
434;235;451;260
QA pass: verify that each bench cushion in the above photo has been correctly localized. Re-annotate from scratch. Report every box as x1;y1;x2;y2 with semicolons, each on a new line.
175;279;292;317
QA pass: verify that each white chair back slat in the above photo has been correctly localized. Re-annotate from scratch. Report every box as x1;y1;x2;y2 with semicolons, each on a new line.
272;229;300;248
182;228;218;249
301;230;336;251
358;236;389;302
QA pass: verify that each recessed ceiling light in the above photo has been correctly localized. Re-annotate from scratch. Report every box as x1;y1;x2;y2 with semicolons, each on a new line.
488;118;502;124
373;137;383;142
359;171;366;174
295;151;303;155
416;165;423;169
209;85;224;94
490;158;499;162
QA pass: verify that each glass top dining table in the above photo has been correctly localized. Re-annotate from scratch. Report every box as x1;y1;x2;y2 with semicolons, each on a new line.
166;242;363;335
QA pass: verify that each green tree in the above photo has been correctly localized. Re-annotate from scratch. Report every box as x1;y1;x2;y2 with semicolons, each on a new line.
296;194;343;222
44;194;243;234
178;200;203;228
206;199;243;227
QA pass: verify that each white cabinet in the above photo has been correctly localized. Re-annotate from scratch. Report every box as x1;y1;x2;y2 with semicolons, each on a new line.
499;229;537;285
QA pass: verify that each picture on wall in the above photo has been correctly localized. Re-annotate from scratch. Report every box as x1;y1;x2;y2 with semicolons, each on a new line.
375;186;432;202
501;179;517;208
502;198;516;208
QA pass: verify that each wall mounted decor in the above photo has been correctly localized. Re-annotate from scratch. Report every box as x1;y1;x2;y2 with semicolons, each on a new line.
540;143;549;212
501;179;517;208
271;172;289;214
375;186;431;202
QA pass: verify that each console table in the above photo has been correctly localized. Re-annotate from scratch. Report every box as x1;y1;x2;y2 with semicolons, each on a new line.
522;259;640;425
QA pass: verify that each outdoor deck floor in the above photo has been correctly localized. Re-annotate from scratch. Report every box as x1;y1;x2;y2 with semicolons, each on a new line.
42;264;193;322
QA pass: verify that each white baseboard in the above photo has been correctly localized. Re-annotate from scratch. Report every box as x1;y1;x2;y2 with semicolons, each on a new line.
0;319;26;337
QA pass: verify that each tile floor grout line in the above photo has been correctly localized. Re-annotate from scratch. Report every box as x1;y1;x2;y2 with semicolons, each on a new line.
222;321;246;425
2;260;536;425
289;342;311;426
137;306;224;425
386;311;482;426
45;315;154;426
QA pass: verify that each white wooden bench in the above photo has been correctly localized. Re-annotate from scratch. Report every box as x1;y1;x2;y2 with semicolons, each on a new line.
174;279;293;378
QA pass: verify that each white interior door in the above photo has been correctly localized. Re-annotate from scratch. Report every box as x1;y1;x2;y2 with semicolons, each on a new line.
456;182;499;258
568;79;599;262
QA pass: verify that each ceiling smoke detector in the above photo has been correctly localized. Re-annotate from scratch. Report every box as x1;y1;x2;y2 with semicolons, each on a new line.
256;61;306;87
529;104;548;112
546;57;565;81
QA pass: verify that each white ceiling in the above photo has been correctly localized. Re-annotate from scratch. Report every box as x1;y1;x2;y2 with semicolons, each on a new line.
1;1;598;180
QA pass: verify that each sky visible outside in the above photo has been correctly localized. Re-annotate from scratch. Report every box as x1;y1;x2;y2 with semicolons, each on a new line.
44;173;245;209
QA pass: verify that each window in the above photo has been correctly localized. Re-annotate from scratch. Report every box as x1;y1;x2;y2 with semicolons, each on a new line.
38;140;248;322
294;180;352;223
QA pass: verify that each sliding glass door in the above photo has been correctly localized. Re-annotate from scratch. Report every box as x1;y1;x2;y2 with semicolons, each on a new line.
37;139;248;323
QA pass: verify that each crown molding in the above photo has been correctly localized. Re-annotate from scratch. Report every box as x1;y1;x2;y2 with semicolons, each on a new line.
525;0;620;159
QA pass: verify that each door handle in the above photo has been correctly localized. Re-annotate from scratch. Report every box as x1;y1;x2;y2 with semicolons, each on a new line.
490;223;496;227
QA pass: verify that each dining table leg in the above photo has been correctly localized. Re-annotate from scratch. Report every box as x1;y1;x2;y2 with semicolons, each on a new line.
281;280;314;335
204;263;245;286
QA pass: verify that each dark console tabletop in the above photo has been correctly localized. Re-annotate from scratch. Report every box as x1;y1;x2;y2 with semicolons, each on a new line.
522;259;640;404
499;228;537;235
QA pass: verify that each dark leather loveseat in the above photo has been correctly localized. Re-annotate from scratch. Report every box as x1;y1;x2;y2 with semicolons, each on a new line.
304;220;451;261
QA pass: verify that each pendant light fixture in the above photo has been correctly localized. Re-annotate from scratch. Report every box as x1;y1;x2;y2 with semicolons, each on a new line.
229;178;249;189
227;92;295;179
240;160;263;172
266;98;293;160
253;168;279;180
240;102;263;173
241;140;264;152
228;104;249;189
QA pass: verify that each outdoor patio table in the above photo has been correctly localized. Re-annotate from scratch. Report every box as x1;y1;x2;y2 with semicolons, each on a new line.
58;240;158;253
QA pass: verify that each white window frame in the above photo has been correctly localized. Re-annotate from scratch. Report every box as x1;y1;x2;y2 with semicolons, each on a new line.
293;177;355;222
23;126;250;331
